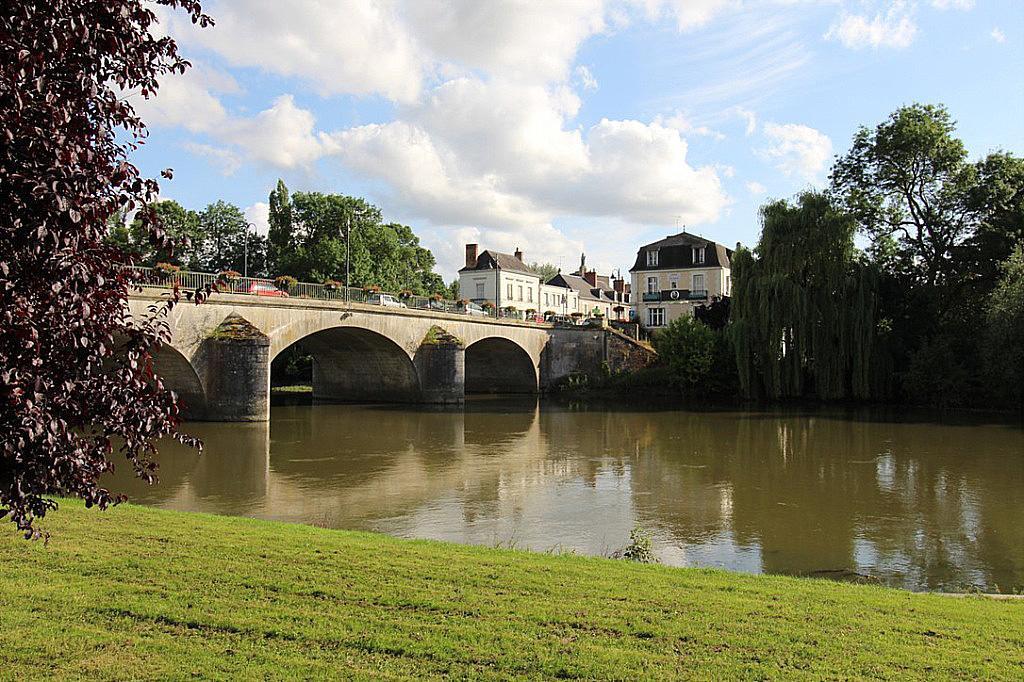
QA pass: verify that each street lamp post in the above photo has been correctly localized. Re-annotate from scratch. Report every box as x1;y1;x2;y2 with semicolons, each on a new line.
243;221;256;278
345;212;350;304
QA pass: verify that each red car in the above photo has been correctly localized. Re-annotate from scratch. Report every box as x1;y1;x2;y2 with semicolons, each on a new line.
247;282;289;297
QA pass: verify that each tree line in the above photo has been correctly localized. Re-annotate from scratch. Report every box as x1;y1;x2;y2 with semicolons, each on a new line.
657;104;1024;412
108;180;456;298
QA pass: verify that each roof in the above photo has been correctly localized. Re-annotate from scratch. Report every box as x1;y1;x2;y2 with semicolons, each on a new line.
629;231;732;272
547;273;604;301
459;250;535;276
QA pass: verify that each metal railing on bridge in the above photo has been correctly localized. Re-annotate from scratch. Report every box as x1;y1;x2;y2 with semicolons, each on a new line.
125;266;552;324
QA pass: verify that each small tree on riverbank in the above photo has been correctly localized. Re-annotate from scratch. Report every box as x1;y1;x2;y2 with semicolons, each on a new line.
0;1;212;536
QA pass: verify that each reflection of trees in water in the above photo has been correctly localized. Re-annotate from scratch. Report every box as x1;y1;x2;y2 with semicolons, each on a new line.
626;410;1024;589
104;421;270;513
262;402;555;529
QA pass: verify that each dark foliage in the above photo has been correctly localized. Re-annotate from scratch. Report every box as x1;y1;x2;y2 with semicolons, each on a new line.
0;1;212;535
694;296;730;330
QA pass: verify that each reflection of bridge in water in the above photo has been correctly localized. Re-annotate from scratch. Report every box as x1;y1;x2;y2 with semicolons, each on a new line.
129;289;654;421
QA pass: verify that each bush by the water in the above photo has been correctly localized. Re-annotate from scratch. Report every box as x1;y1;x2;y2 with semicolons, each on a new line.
652;317;738;396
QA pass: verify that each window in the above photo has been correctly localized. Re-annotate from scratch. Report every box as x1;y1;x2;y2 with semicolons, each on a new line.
647;276;658;293
646;249;659;266
670;280;677;289
475;282;485;299
527;287;533;303
647;307;665;327
517;285;523;301
507;283;513;299
693;246;705;264
692;273;705;293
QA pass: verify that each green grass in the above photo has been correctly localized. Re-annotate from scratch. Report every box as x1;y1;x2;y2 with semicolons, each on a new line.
1;502;1021;680
269;384;312;394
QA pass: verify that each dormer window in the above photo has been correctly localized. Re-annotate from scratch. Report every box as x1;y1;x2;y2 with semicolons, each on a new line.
646;249;659;267
693;246;706;264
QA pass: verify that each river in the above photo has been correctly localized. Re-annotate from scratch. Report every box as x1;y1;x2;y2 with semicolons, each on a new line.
106;398;1024;593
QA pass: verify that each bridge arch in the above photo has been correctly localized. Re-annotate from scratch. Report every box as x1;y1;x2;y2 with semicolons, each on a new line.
464;337;539;394
276;326;422;403
151;344;207;420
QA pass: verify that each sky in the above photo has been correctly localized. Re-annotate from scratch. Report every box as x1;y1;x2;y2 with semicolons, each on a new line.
133;0;1024;281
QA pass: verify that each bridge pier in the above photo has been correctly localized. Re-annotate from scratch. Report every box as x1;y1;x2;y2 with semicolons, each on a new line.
414;327;465;404
191;314;271;421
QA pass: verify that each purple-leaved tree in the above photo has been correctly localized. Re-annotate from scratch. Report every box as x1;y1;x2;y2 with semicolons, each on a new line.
1;1;213;536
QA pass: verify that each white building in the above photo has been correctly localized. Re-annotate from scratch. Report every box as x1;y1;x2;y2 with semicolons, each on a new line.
459;244;577;315
629;232;733;329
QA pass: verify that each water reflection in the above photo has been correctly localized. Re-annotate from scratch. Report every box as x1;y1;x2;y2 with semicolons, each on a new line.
104;400;1024;592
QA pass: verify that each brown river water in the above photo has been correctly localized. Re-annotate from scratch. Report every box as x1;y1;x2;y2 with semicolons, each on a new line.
106;398;1024;592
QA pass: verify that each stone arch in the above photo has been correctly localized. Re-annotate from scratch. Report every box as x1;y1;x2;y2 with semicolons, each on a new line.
151;344;207;420
277;326;422;403
464;336;539;394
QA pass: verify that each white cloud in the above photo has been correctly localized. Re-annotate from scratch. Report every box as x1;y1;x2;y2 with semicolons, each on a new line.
746;180;767;195
931;0;974;9
319;75;729;275
575;65;599;91
132;63;234;132
759;122;832;182
991;27;1007;44
729;106;758;136
244;202;270;237
170;0;424;102
183;142;241;176
631;0;741;31
405;0;607;84
658;111;725;139
825;3;918;49
221;95;326;170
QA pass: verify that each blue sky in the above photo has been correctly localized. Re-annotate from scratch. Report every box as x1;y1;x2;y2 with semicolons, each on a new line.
134;0;1024;280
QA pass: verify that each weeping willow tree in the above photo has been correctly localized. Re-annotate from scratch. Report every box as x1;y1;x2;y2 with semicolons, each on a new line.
731;192;880;400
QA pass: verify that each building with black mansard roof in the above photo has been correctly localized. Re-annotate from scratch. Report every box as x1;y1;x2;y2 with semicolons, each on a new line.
628;231;734;328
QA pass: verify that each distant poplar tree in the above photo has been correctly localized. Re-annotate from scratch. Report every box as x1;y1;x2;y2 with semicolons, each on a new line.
267;179;293;274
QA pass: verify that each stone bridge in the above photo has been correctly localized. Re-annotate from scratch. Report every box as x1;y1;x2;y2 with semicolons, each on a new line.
129;290;655;421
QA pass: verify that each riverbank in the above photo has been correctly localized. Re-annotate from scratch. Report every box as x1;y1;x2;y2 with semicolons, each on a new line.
1;502;1021;678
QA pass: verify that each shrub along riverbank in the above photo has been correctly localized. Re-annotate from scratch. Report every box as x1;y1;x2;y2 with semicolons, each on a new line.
1;503;1021;679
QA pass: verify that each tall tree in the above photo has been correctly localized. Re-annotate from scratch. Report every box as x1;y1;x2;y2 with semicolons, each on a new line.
198;200;249;273
266;179;293;275
731;192;880;401
128;200;203;268
0;1;211;535
528;262;559;284
830;104;977;289
984;244;1024;410
277;191;447;294
964;152;1024;293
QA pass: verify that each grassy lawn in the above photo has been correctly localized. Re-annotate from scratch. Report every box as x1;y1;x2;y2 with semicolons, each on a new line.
1;502;1021;680
269;384;312;394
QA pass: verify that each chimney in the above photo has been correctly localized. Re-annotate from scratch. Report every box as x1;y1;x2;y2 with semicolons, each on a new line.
613;278;624;294
583;270;597;287
514;247;523;262
465;243;478;268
